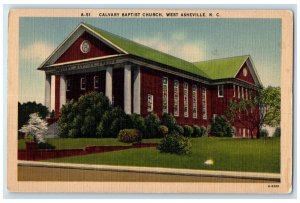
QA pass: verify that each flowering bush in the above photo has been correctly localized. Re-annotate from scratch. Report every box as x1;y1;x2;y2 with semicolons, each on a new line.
19;113;48;143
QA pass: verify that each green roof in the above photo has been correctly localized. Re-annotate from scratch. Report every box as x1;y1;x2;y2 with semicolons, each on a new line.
193;55;249;80
84;23;209;78
81;24;251;81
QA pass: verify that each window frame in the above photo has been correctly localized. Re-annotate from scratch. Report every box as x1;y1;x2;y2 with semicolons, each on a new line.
173;80;179;117
147;94;154;112
162;77;168;113
192;84;197;119
80;77;86;90
66;79;71;92
202;87;207;120
183;82;189;118
218;84;224;98
94;75;99;89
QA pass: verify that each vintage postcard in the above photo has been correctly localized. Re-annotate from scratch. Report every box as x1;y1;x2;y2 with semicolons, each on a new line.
7;9;293;193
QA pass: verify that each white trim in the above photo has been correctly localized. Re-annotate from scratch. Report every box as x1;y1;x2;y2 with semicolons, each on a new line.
105;67;113;103
218;84;224;98
173;80;179;117
45;74;51;111
80;77;86;90
46;54;125;68
183;82;189;118
233;84;236;98
81;23;128;54
133;66;141;114
93;76;99;89
237;86;240;99
59;75;67;109
202;87;207;120
162;77;168;113
147;94;154;112
192;85;197;119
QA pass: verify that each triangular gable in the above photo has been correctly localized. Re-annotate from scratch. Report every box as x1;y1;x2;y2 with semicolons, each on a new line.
38;23;126;69
55;32;119;64
234;57;262;86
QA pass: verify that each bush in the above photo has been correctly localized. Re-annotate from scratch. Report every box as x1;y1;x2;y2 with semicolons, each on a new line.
260;129;269;138
118;129;142;143
58;92;111;138
183;125;194;137
37;142;56;149
130;113;146;136
192;125;201;137
144;113;160;138
97;106;132;138
159;125;169;137
175;125;184;134
161;113;176;132
157;132;192;155
273;127;281;137
200;126;208;137
210;115;233;137
18;101;49;139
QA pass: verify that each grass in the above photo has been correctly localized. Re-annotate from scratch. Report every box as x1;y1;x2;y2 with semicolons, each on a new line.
45;137;280;173
18;138;160;150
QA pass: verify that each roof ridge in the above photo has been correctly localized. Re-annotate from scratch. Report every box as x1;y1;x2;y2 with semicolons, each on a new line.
82;23;196;65
193;55;250;64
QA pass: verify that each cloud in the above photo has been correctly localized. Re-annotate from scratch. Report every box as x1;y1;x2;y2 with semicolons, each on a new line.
20;41;55;62
134;36;205;62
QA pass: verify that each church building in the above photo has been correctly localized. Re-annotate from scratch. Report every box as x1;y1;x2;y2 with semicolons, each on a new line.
38;23;262;138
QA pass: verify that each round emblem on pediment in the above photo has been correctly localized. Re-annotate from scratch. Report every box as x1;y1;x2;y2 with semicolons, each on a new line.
243;67;248;77
80;40;91;53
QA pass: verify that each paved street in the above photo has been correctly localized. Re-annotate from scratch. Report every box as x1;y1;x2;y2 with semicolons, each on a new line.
18;165;278;182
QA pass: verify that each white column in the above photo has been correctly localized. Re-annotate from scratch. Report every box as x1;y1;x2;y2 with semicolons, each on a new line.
45;73;51;112
124;64;132;114
133;66;141;114
59;75;66;109
105;66;113;103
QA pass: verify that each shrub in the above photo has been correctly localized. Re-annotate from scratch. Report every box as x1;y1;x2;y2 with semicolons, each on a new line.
159;125;169;137
157;132;192;155
18;101;49;139
118;129;142;143
192;125;201;137
273;127;281;137
161;113;176;132
175;125;184;134
260;129;269;138
183;125;194;137
130;113;146;135
37;142;55;149
200;126;208;137
97;106;132;138
144;113;160;138
210;115;233;137
58;92;111;138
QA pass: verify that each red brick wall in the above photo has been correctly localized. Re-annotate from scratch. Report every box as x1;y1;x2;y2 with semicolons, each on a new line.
65;71;106;102
236;63;256;84
140;67;211;126
56;32;118;64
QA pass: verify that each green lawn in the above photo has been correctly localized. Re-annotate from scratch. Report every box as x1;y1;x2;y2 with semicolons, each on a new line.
18;138;160;150
45;137;280;173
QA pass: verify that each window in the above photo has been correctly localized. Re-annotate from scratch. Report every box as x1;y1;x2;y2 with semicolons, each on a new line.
174;80;179;116
192;85;197;118
94;76;99;89
241;87;244;99
80;77;86;90
162;77;168;113
202;87;207;120
218;85;224;97
183;82;189;117
233;85;236;98
237;86;240;99
239;128;242;137
243;128;246;138
247;129;250;137
147;94;153;112
66;79;71;91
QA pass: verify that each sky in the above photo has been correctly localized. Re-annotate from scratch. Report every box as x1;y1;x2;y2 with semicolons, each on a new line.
19;17;281;105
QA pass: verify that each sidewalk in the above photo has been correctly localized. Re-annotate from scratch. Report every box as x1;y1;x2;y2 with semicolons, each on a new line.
18;160;281;182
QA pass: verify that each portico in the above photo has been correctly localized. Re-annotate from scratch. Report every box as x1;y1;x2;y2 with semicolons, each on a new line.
44;62;141;117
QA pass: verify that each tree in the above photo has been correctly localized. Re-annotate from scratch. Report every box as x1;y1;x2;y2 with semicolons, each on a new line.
19;113;48;143
210;115;233;137
18;101;49;138
226;86;280;138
